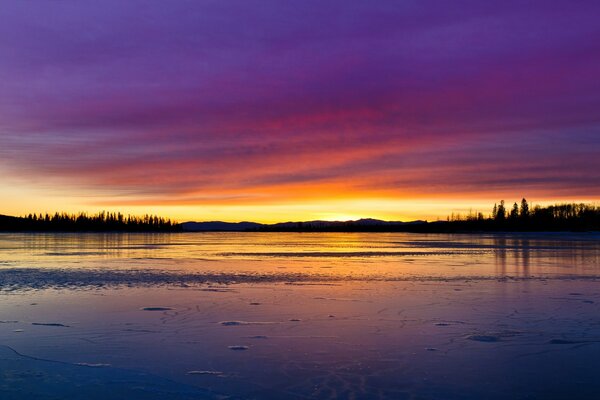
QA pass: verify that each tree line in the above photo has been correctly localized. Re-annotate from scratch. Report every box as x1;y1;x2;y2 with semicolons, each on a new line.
442;198;600;231
0;211;180;232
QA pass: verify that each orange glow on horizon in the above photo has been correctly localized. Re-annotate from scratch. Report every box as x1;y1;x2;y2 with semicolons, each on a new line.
2;178;598;224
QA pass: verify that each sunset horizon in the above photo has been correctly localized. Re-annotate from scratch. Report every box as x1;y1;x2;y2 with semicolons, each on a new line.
1;2;600;399
1;2;599;223
3;196;600;225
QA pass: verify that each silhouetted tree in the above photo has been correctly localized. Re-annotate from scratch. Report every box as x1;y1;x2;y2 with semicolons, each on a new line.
520;198;529;219
495;200;506;221
510;202;519;219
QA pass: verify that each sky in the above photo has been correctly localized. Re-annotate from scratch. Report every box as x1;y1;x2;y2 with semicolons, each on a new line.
1;1;599;223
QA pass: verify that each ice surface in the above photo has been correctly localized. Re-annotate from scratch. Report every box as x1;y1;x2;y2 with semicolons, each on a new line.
227;345;249;351
0;345;221;399
1;232;600;399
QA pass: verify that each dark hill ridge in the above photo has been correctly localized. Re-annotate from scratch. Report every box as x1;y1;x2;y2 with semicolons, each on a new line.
182;218;426;232
181;221;264;231
0;214;21;225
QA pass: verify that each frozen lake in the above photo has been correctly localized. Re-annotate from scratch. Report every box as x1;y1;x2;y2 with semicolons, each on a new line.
1;232;599;399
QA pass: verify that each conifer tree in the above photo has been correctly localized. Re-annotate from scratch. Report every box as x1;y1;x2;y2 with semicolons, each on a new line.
520;198;529;219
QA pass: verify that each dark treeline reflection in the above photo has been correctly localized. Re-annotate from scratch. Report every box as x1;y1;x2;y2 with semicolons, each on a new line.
0;211;180;232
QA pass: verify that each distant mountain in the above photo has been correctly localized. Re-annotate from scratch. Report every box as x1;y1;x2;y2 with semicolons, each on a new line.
0;214;21;224
181;218;425;232
181;221;264;231
270;218;420;228
267;218;425;231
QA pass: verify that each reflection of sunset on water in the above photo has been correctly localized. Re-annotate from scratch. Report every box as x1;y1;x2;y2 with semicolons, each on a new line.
1;232;599;398
3;232;598;280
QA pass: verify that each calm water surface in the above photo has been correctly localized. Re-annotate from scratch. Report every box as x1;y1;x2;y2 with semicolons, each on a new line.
0;232;599;399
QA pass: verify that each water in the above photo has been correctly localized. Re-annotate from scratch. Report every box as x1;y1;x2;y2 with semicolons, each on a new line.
0;232;599;399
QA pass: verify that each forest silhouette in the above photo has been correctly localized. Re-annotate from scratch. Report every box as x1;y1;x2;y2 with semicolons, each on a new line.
430;198;600;232
0;211;179;232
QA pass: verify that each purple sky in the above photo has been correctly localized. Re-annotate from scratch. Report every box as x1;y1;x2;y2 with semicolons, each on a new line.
1;1;599;220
